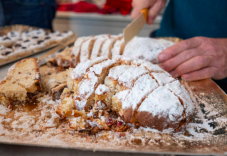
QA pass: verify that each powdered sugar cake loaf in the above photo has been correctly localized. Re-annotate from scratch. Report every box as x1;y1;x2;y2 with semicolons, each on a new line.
124;37;174;64
65;36;173;69
58;57;195;133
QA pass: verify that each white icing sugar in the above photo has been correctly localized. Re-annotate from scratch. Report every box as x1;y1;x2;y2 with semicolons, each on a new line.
74;72;98;110
118;66;149;88
138;86;184;122
72;37;89;57
80;38;95;62
123;37;174;63
151;72;175;86
100;37;116;58
90;36;108;59
111;39;124;59
122;74;159;110
90;59;116;75
0;105;10;115
95;84;110;95
165;81;195;117
140;61;164;72
71;57;107;80
114;89;130;102
108;65;131;80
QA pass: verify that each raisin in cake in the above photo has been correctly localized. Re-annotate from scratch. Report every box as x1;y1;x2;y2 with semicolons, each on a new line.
57;57;195;133
0;58;41;106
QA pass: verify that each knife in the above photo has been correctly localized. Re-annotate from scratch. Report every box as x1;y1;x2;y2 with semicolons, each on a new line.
123;9;148;44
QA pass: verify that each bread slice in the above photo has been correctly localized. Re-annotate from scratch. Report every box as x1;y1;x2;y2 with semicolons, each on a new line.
7;58;41;93
80;37;96;62
40;70;68;101
100;36;119;59
136;86;184;132
120;74;159;123
111;39;125;59
0;78;27;103
90;35;108;60
0;58;41;105
70;57;107;93
74;72;99;111
71;37;89;65
56;47;72;68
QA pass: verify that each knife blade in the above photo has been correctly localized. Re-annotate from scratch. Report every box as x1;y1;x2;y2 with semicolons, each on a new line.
123;9;148;44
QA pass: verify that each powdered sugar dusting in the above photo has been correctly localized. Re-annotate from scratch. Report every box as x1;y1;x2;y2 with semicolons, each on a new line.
117;66;149;88
112;39;124;59
138;86;184;122
108;65;131;80
95;84;110;95
151;72;175;86
90;36;108;59
124;37;174;63
165;81;195;117
80;38;95;62
74;72;98;110
90;59;116;75
72;37;89;56
122;74;159;110
71;57;107;80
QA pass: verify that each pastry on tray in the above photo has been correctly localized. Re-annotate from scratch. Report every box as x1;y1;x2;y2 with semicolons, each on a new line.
0;58;41;106
54;35;173;68
1;33;227;154
0;27;74;66
57;56;195;133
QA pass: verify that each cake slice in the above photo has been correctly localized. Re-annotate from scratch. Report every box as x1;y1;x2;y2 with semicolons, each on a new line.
80;37;96;62
90;35;108;60
104;65;131;96
74;72;99;111
116;66;149;91
7;58;41;93
151;72;175;86
40;67;68;101
71;37;89;65
165;81;195;123
111;39;125;59
100;36;121;59
136;86;184;132
121;74;159;123
0;58;41;106
70;57;107;93
94;84;112;111
56;47;72;68
0;78;27;103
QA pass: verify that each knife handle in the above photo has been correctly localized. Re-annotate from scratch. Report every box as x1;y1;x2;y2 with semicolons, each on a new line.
141;8;149;22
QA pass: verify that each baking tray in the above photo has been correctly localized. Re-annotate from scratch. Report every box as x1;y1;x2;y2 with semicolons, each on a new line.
0;25;75;66
0;77;227;155
1;37;227;155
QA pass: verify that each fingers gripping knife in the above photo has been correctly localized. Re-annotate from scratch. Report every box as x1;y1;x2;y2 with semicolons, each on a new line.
123;9;148;44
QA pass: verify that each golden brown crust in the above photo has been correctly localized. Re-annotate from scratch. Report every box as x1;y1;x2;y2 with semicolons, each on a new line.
136;111;183;132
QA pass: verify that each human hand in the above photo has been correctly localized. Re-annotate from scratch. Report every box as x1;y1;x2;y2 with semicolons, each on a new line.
131;0;166;25
158;37;227;81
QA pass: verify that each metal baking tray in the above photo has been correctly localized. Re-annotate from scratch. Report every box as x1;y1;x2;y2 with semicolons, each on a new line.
0;37;227;155
0;25;75;66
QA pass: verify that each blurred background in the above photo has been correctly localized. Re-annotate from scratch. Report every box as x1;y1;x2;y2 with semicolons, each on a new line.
54;0;163;36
